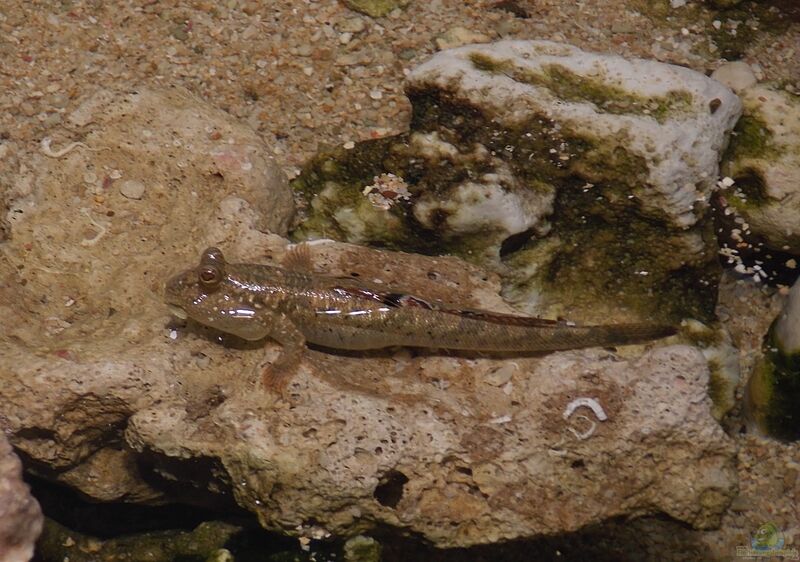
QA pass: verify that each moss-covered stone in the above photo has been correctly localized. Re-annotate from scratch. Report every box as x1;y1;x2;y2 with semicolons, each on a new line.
502;185;720;323
35;517;328;562
344;535;382;562
468;53;693;123
36;518;242;562
291;41;737;322
724;114;781;162
747;323;800;441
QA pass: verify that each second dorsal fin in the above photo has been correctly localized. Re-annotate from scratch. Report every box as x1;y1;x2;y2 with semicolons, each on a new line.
281;243;314;273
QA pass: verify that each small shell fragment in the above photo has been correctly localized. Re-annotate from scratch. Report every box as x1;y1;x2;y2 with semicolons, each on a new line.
563;397;608;421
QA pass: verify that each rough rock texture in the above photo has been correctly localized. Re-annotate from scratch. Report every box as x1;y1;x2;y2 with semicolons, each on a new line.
407;40;740;230
0;433;43;562
292;41;741;323
124;343;736;547
0;85;736;548
0;85;293;501
720;85;800;254
343;0;410;18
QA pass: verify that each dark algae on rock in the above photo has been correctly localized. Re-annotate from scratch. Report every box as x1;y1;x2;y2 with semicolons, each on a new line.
292;40;740;323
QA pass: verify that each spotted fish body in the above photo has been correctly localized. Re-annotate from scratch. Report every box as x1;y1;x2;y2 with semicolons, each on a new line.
164;247;676;388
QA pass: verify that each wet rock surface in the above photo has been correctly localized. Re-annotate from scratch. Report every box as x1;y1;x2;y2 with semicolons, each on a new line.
721;85;800;254
0;80;738;548
0;433;43;562
292;40;741;323
746;277;800;440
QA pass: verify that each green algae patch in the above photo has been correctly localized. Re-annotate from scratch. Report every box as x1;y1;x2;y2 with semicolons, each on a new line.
290;135;423;250
724;114;781;162
706;357;730;419
292;84;720;321
36;517;329;562
36;518;242;562
721;114;782;211
467;53;693;123
747;324;800;441
502;182;720;324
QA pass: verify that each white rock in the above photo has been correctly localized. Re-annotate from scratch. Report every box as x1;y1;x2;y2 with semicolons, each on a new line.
407;40;742;230
723;86;800;252
711;61;757;93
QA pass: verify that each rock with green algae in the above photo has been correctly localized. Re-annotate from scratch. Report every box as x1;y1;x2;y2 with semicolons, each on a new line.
746;277;800;440
292;40;741;323
343;0;410;18
682;319;740;421
716;84;800;254
344;535;381;562
35;518;316;562
35;519;242;562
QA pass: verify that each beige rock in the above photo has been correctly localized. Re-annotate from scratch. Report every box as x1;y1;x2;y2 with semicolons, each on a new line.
711;61;757;93
0;86;736;548
0;433;43;562
435;27;492;50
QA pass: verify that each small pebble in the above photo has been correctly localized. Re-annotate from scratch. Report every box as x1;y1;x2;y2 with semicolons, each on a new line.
120;179;146;200
338;16;366;34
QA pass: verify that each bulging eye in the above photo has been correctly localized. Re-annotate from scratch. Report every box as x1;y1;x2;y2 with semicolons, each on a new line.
198;266;222;287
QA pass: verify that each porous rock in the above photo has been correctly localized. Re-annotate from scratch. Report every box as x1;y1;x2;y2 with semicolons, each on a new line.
0;85;293;500
292;41;741;322
0;433;43;562
125;343;736;547
721;85;800;254
0;85;736;548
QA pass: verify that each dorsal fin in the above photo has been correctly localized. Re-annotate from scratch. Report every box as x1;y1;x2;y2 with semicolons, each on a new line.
281;243;314;273
331;283;567;327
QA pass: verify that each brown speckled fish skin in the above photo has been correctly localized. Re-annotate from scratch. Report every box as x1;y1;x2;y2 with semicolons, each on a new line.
164;247;676;388
165;246;677;351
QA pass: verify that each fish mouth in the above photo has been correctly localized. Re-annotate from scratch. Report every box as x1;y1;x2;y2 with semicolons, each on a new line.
167;304;188;320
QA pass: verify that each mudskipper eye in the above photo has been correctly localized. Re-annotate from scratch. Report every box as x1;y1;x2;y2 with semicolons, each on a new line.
198;265;222;287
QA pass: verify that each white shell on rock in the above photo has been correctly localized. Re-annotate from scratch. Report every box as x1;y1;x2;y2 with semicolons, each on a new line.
407;40;742;229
